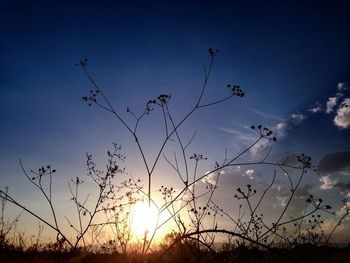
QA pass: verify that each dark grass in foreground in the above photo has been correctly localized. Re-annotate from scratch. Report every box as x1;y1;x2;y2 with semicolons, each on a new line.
1;244;350;263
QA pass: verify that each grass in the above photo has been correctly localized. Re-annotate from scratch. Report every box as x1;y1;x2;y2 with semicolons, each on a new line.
1;242;350;263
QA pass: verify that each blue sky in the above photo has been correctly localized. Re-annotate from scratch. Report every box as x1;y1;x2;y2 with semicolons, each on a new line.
1;1;350;243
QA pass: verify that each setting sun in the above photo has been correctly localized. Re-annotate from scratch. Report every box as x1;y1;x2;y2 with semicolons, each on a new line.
129;199;176;243
131;201;159;238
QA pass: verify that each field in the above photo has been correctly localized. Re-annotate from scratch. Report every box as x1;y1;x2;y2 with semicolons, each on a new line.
1;242;350;263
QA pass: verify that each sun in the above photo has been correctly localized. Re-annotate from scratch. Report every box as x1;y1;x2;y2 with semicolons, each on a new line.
131;201;159;238
128;199;179;243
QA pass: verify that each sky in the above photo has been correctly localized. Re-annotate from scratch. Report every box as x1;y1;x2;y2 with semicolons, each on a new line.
1;0;350;244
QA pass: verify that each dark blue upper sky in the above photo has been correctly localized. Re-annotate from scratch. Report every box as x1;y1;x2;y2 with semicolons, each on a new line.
1;0;350;241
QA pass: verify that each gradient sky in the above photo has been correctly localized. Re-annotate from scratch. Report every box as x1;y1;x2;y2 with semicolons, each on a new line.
1;1;350;243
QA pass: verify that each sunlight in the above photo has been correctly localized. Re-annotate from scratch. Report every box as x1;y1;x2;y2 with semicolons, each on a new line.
131;201;159;238
129;199;177;244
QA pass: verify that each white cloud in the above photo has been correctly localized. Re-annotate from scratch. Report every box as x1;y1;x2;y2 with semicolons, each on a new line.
309;107;323;113
277;113;305;132
243;169;254;179
319;175;337;190
291;113;306;123
317;160;350;195
337;82;348;93
202;170;225;185
202;172;216;185
308;82;349;129
326;97;338;113
326;82;347;114
309;102;323;113
334;98;350;129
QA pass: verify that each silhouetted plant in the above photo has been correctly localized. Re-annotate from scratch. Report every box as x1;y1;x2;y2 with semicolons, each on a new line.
0;48;348;260
0;145;143;251
0;187;22;249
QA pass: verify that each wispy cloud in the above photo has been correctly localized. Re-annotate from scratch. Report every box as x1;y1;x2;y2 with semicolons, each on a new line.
220;112;306;157
276;113;306;134
218;126;270;156
250;108;283;121
218;127;255;143
308;102;323;113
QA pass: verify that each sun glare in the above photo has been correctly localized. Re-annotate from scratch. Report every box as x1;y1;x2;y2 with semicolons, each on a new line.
131;201;159;238
129;200;177;243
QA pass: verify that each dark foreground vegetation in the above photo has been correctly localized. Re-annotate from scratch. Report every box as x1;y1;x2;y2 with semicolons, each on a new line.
1;242;350;263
